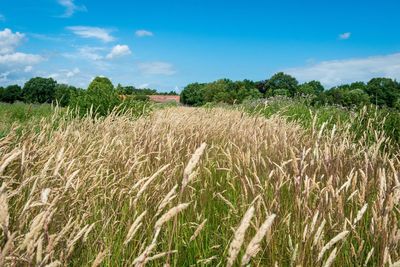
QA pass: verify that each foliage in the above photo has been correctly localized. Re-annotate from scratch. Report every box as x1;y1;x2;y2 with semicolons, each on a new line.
264;72;299;96
0;84;22;103
54;84;78;107
180;79;261;106
22;77;57;104
70;77;120;117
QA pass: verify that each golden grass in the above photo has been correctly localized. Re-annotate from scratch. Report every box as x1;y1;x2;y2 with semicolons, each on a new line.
0;106;399;266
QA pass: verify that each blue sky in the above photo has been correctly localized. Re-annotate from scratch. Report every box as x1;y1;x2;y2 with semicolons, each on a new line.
1;0;400;91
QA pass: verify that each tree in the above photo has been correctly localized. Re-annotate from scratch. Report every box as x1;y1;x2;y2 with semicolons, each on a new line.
55;84;78;107
180;83;206;106
0;85;22;103
365;78;400;108
265;72;299;96
23;77;57;103
298;81;324;96
70;76;120;116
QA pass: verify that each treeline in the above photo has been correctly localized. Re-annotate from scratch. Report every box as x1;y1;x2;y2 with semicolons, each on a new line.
0;77;176;106
180;72;400;109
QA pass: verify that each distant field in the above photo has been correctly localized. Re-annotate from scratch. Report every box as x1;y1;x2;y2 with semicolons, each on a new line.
0;105;399;266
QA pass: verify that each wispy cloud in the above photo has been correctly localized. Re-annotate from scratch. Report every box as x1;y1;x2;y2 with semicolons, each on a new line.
135;30;154;37
138;62;176;75
106;44;132;59
67;26;115;42
339;32;351;40
285;52;400;87
57;0;87;18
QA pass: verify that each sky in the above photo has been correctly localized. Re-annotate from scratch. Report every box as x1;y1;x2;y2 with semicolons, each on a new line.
0;0;400;91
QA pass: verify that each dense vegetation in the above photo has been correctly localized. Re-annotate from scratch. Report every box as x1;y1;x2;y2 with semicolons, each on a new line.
180;72;400;110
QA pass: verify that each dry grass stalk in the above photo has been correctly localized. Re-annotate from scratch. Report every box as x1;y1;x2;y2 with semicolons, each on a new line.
317;231;349;261
182;143;207;191
241;214;276;266
91;249;109;267
124;211;147;245
227;205;255;267
322;247;337;267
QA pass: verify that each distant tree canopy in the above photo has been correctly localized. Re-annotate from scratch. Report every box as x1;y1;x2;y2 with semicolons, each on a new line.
22;77;57;104
180;79;261;106
180;72;400;110
0;85;22;103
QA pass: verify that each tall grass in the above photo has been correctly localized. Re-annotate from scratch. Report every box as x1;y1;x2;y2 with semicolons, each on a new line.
0;106;399;266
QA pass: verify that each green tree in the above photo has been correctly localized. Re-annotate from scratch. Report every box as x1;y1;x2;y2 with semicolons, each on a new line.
70;77;120;116
0;84;22;103
180;83;206;106
23;77;57;103
365;78;400;108
55;84;78;107
265;72;299;96
298;80;324;96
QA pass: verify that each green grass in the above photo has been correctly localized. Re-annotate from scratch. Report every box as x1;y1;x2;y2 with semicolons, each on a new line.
0;102;55;138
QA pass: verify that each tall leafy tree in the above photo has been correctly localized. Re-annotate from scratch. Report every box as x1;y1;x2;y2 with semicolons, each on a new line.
265;72;299;96
23;77;57;103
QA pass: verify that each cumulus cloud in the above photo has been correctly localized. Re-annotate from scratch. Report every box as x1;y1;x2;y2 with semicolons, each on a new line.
0;28;25;54
339;32;351;40
106;44;131;59
67;26;115;42
0;52;44;66
285;52;400;87
135;30;154;37
58;0;87;18
0;29;43;67
138;62;176;75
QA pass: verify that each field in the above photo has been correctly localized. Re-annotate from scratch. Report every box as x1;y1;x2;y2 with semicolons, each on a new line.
0;104;399;266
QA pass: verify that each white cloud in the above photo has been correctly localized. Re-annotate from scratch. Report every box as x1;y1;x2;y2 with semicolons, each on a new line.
58;0;87;18
66;67;80;77
76;46;104;60
138;62;176;75
138;83;150;89
0;52;44;66
0;28;25;54
135;30;154;37
0;71;10;83
67;26;115;42
24;65;33;72
285;52;400;87
339;32;351;40
106;44;131;59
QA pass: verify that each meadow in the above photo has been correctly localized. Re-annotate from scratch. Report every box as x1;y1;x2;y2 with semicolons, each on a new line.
0;102;399;266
